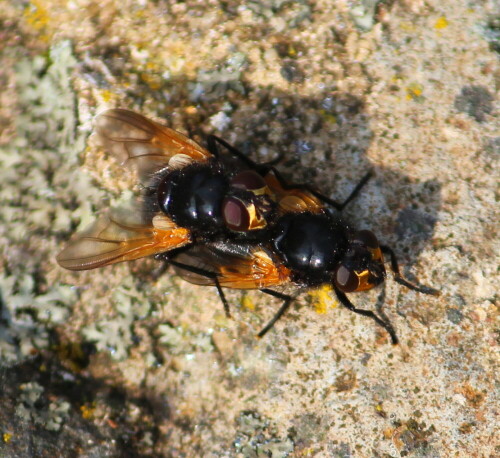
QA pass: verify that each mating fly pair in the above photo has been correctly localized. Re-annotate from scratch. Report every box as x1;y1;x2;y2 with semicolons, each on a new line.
57;109;438;344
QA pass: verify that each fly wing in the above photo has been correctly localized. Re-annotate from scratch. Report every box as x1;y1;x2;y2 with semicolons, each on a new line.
172;242;290;290
94;109;212;181
56;204;191;271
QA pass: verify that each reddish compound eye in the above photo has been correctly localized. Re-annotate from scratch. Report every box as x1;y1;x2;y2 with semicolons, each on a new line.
230;171;267;192
334;265;360;292
353;230;379;249
222;196;251;231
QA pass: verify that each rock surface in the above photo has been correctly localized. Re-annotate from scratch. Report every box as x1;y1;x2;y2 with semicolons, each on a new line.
0;0;498;456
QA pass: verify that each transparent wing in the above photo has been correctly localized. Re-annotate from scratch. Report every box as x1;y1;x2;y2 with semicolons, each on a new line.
94;109;212;181
56;204;191;271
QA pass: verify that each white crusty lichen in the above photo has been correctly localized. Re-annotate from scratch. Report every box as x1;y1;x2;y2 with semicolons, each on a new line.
81;275;152;360
16;382;71;432
0;274;77;363
0;40;89;364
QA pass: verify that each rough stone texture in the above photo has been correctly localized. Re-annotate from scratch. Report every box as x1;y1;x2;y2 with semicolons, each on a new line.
0;0;498;456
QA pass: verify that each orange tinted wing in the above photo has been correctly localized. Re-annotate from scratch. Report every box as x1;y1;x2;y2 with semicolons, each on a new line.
262;169;325;213
56;208;191;271
173;243;291;290
94;109;212;181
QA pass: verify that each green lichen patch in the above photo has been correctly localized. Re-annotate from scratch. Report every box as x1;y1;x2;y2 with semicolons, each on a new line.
234;410;294;457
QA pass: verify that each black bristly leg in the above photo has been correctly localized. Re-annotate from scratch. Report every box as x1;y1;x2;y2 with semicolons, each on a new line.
207;135;269;171
205;135;222;158
374;286;392;331
304;169;373;211
153;246;196;280
166;258;232;318
333;285;399;345
380;245;440;296
257;289;294;338
149;260;171;282
208;135;298;174
208;134;287;170
207;135;372;211
335;170;373;210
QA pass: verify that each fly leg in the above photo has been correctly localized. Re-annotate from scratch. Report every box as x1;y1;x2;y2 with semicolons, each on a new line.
333;285;399;344
256;289;296;338
380;245;440;296
208;135;372;211
165;258;232;318
207;135;278;172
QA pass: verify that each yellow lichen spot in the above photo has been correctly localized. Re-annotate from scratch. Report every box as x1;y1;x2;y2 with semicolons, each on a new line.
434;16;449;30
214;311;231;328
405;83;424;101
184;106;198;115
99;90;116;103
241;295;255;311
80;403;96;420
399;22;415;32
319;110;337;124
383;427;395;439
287;44;297;58
133;8;147;21
24;0;49;30
3;433;12;443
23;0;51;41
309;285;337;314
140;72;162;91
145;61;159;71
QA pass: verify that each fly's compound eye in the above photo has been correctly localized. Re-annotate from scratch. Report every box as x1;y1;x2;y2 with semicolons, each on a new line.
230;171;267;195
222;195;268;232
334;265;360;292
353;230;379;249
224;171;270;231
335;257;385;292
222;196;251;231
353;229;384;264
